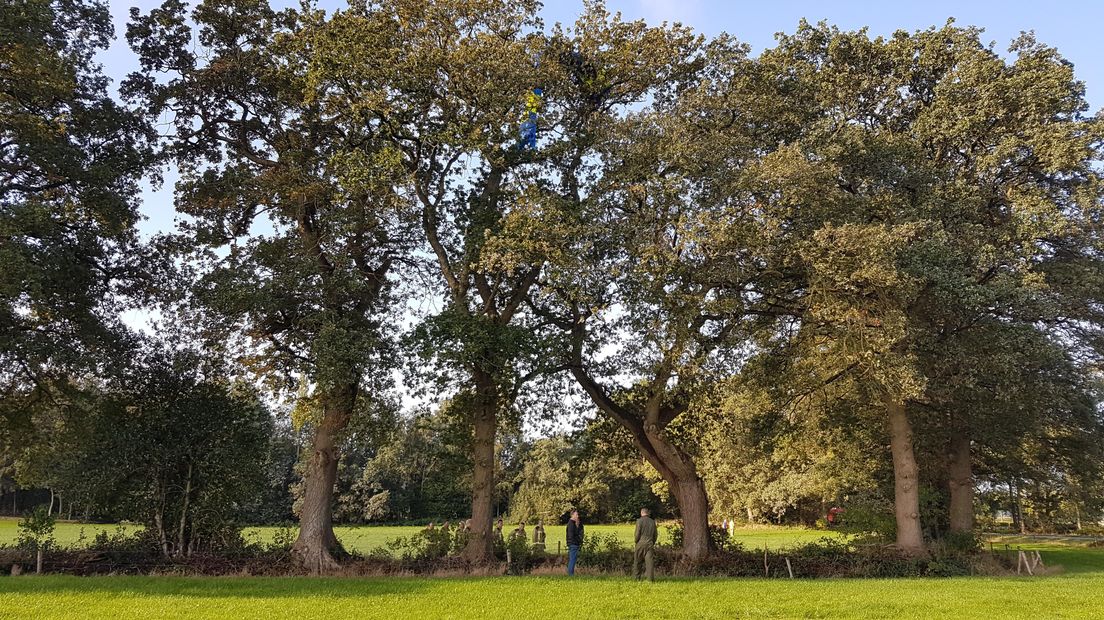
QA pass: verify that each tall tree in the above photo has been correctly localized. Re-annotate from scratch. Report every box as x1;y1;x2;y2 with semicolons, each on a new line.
0;0;154;448
125;0;411;571
306;0;699;561
758;22;1104;554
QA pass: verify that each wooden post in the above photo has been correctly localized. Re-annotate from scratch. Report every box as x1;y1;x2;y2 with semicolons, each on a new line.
557;541;561;556
36;548;43;575
763;548;769;577
785;557;794;579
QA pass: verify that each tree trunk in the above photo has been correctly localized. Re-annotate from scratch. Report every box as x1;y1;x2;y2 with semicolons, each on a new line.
155;481;170;558
947;433;974;534
570;367;713;559
176;462;193;559
886;399;927;557
47;489;54;517
641;425;711;560
670;474;711;559
1015;481;1027;534
463;369;497;563
1008;480;1020;532
36;548;43;574
291;383;357;573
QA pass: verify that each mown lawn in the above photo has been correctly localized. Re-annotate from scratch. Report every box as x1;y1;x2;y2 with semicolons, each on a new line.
1;517;840;554
2;519;1102;619
2;562;1103;620
0;518;140;548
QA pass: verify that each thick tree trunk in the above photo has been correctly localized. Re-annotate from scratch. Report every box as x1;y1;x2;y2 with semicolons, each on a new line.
570;366;713;560
886;399;927;557
947;433;974;534
463;370;497;563
291;383;356;573
669;474;711;559
642;425;711;560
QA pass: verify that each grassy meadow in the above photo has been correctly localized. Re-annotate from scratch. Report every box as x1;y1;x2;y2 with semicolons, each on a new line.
1;548;1102;619
3;519;1103;618
0;518;841;555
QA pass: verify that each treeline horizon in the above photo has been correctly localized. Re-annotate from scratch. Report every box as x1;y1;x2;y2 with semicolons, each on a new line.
2;0;1102;572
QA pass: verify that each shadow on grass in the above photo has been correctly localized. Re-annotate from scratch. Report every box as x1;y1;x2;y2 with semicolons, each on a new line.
0;575;438;599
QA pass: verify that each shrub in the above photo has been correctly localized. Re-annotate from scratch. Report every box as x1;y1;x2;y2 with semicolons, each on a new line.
17;506;55;554
837;494;896;543
942;530;982;553
385;527;458;563
579;533;631;572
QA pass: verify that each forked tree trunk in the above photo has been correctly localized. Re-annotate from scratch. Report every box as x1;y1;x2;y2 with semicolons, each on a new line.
292;383;357;573
947;433;974;534
463;370;498;563
571;367;713;560
886;399;927;558
644;426;711;560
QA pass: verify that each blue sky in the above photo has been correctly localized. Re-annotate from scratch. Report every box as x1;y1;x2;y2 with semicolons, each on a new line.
98;0;1104;237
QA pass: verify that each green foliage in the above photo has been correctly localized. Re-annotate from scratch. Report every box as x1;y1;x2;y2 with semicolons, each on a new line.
0;0;156;463
385;528;462;564
836;493;897;544
16;505;55;552
36;345;274;557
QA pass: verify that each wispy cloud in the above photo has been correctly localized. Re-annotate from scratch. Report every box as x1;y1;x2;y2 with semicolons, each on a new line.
637;0;703;25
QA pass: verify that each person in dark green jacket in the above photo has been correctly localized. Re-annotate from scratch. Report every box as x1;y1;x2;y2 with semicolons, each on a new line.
633;507;658;581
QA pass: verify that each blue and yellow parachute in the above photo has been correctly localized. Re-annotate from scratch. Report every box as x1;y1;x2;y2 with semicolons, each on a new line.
518;86;542;151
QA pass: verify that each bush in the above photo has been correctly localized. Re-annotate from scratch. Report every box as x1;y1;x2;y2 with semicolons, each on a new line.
942;530;982;553
17;506;56;554
579;533;632;572
385;527;458;563
836;494;896;543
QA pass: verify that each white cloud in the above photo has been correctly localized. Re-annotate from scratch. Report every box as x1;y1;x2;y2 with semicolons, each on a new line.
637;0;703;25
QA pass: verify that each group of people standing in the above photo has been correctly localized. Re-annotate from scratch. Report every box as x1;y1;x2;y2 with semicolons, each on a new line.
567;507;658;581
491;517;548;550
424;507;659;581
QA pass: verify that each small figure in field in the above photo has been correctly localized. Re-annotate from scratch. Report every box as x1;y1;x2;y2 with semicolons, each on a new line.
532;519;546;550
441;520;452;533
493;518;505;543
510;521;527;543
634;507;658;582
425;521;436;532
566;510;584;576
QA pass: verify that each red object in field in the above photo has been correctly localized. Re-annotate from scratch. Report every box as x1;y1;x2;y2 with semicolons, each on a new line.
827;507;845;526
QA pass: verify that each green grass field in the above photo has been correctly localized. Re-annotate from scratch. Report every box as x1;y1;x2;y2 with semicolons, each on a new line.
4;519;1103;619
2;553;1103;620
0;518;840;554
